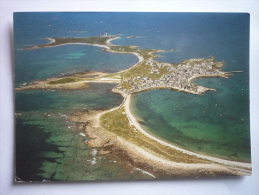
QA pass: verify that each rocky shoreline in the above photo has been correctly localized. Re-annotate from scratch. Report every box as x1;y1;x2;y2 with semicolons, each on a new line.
16;36;251;178
67;109;250;178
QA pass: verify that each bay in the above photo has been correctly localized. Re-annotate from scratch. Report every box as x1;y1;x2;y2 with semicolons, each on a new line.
14;12;251;181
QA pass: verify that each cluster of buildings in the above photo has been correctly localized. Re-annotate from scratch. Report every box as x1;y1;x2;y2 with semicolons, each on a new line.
114;57;225;95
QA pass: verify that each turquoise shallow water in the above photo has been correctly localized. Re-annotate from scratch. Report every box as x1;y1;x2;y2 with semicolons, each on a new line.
130;74;250;162
15;44;138;86
16;84;156;181
16;112;150;181
14;12;250;181
127;12;250;162
16;84;124;112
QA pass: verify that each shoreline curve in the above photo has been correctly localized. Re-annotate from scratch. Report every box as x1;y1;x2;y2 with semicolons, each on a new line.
20;36;251;176
123;94;251;170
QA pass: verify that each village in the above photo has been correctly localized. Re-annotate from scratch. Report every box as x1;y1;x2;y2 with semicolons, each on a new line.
114;57;226;95
18;35;228;96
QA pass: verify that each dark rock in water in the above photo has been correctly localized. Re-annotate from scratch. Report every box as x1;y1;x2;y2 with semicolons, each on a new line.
138;121;146;125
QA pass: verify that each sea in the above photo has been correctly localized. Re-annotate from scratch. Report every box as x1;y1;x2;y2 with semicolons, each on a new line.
14;12;250;181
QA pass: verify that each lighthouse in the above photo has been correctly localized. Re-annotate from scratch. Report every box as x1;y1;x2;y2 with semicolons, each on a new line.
99;31;108;37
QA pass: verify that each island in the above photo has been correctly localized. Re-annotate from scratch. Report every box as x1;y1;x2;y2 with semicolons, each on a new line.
16;35;251;178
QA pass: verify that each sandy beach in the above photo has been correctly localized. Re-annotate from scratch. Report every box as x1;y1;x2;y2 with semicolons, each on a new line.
44;38;56;44
15;71;111;91
25;38;110;50
123;94;251;170
104;50;144;74
75;99;251;177
68;108;234;177
19;36;251;177
106;36;120;45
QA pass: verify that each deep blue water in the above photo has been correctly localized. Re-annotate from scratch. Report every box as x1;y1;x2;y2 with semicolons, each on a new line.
14;12;250;181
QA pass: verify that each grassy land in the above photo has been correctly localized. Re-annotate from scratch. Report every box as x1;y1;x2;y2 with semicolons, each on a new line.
100;108;213;164
111;46;168;82
101;72;123;80
29;36;168;87
48;78;80;85
53;37;113;45
28;37;115;49
23;36;227;166
26;36;224;93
